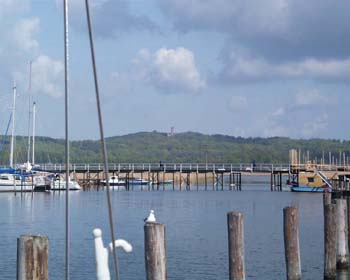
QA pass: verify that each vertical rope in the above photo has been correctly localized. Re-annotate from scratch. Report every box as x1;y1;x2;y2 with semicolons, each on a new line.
63;0;70;279
84;1;120;279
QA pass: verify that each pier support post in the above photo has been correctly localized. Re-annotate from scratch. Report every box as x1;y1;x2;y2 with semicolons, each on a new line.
324;204;337;279
144;223;167;280
336;199;349;270
347;196;350;254
270;172;274;191
17;235;49;280
323;192;332;208
227;212;245;280
283;207;301;280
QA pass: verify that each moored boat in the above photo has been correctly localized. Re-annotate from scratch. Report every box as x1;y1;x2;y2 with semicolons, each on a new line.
0;173;33;192
49;174;81;191
128;178;152;186
291;185;331;193
101;176;125;187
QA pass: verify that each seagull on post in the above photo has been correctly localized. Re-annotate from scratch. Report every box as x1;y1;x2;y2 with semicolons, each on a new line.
144;210;156;223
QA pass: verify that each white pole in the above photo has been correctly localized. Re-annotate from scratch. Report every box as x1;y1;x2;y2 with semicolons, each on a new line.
27;96;32;163
27;61;32;163
10;82;17;168
32;102;36;165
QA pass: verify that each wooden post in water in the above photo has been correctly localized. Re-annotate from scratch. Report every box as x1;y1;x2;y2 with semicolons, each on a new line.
144;223;167;280
324;204;337;279
239;173;242;191
347;196;350;253
227;212;245;280
323;192;332;208
205;172;207;191
283;206;301;280
270;172;274;191
335;199;349;270
172;172;175;191
17;235;48;280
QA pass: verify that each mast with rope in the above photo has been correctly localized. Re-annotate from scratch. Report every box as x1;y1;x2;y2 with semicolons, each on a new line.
63;0;70;279
84;0;120;278
9;82;16;168
26;61;32;164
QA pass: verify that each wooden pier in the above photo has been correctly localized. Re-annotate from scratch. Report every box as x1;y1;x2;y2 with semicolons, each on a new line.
34;162;291;191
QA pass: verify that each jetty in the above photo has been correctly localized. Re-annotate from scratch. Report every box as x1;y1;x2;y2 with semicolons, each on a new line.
16;158;348;193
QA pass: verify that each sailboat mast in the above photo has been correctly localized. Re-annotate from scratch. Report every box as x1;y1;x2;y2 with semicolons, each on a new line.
32;102;36;165
27;61;32;163
9;82;16;168
26;97;32;163
63;0;70;279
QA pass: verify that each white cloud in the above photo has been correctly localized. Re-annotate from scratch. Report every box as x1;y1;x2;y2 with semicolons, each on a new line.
159;0;350;61
221;53;350;82
11;18;40;52
66;0;157;37
295;89;336;107
134;47;205;93
30;55;64;98
0;0;29;15
262;89;331;138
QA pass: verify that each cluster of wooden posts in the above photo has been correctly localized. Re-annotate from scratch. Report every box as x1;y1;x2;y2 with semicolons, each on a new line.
144;194;350;280
16;192;348;280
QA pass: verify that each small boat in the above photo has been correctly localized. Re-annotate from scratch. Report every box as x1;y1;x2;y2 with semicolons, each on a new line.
153;180;174;185
291;185;331;193
101;176;125;187
50;174;81;191
128;178;151;186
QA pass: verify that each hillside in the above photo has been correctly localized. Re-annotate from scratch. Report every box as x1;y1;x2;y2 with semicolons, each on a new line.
0;131;349;164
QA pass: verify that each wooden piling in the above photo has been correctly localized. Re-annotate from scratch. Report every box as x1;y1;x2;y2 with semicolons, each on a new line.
347;196;350;255
323;192;332;208
324;204;337;279
238;173;242;191
17;235;49;280
270;173;274;191
227;212;245;280
144;223;167;280
283;206;301;280
336;199;349;270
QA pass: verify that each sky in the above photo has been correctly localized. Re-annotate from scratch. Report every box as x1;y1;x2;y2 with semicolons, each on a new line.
0;0;350;140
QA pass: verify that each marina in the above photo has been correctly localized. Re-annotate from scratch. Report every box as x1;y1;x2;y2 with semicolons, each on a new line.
0;0;349;279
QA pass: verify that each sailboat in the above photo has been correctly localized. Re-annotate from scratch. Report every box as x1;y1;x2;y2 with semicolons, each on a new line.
0;84;50;192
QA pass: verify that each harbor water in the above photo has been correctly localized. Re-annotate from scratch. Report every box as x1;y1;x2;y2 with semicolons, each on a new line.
0;177;345;279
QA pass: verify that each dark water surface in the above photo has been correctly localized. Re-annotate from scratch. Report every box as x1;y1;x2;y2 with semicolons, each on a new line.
0;182;342;279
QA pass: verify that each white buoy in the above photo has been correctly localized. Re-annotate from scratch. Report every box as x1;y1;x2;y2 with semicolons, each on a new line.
144;210;156;223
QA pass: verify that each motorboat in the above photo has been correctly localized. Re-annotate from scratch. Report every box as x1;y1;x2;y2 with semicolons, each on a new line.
101;176;125;187
50;174;81;191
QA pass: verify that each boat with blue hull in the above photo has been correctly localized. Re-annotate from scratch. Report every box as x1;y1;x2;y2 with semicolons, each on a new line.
291;185;331;193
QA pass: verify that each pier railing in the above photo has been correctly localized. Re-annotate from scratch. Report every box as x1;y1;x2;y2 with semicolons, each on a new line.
3;162;350;173
30;162;291;173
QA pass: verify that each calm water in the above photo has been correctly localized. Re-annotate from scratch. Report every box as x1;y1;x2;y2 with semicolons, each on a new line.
0;179;344;279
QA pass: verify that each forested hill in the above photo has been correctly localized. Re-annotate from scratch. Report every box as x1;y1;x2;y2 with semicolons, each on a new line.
0;131;349;164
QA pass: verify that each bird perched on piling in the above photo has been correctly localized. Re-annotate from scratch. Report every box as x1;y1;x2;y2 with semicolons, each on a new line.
144;210;156;223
